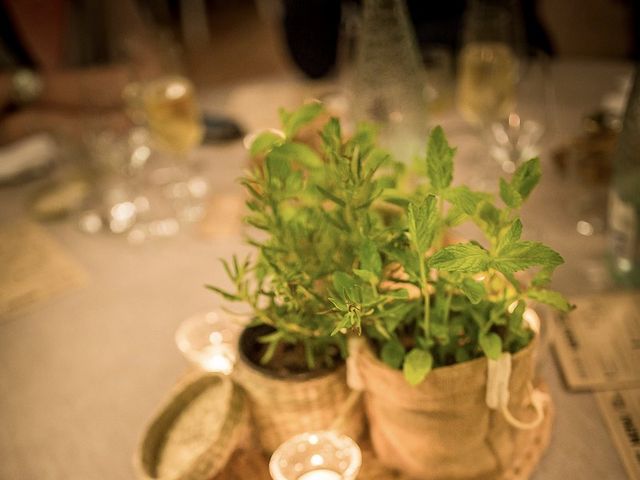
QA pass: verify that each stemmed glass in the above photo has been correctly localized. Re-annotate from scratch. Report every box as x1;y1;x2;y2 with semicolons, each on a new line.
138;76;209;225
456;0;519;130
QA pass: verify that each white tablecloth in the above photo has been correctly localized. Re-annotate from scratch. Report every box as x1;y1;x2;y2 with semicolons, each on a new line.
0;60;633;479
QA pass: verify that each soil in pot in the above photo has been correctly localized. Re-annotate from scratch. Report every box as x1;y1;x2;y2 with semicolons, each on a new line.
238;324;344;379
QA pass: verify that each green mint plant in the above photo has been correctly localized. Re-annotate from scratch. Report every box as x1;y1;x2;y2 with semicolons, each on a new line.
208;103;403;370
329;126;574;385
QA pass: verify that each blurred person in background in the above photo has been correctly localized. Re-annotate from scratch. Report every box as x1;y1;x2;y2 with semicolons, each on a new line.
0;0;170;145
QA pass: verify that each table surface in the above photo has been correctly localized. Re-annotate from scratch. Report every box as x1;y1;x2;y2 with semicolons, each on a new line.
0;59;634;480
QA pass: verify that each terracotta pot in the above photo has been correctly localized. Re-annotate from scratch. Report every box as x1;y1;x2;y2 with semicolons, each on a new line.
233;325;364;453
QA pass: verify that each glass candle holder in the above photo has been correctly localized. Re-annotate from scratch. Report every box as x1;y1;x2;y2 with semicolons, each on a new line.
269;431;362;480
174;311;242;374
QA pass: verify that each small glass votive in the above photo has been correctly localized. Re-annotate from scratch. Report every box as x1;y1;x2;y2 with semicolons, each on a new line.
174;311;242;374
269;431;362;480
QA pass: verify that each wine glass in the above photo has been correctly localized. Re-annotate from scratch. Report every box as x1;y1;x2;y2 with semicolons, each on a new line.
140;76;209;224
486;52;552;174
456;0;519;129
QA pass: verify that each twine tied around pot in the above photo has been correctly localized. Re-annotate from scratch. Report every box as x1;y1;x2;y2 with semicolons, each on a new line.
486;352;549;430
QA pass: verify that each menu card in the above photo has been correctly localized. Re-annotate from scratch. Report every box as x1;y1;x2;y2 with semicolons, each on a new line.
0;222;87;318
596;389;640;479
552;292;640;391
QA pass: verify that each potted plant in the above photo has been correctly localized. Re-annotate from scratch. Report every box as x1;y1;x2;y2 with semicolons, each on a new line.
329;126;574;479
208;103;402;453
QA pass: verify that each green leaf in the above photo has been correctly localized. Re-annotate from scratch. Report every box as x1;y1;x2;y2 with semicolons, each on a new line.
476;201;502;239
320;117;342;153
527;288;574;312
460;278;486;304
429;243;490;272
499;178;522;209
403;348;433;386
455;348;470;363
268;142;322;170
381;340;405;369
407;195;438;255
280;102;324;138
445;186;491;215
492;241;564;274
503;218;523;245
479;332;502;360
205;284;240;301
316;185;345;207
333;271;357;294
426;126;455;190
353;269;379;285
531;267;553;287
249;131;284;156
511;157;541;200
265;150;291;182
359;239;382;276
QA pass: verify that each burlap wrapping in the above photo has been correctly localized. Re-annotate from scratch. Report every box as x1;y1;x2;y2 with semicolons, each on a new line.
233;359;364;454
356;337;544;480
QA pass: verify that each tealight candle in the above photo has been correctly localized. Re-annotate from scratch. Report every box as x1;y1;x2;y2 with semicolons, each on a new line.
269;431;361;480
297;469;342;480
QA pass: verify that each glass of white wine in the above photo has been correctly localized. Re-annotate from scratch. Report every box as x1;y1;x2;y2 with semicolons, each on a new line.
456;1;519;129
139;76;209;225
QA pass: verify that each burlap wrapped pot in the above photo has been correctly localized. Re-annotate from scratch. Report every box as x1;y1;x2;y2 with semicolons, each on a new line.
354;335;550;480
233;327;364;454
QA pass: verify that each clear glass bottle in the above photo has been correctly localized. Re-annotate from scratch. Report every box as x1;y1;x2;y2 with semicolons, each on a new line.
351;0;427;164
608;66;640;286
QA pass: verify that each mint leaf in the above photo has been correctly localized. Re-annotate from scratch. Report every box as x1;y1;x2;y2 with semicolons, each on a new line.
460;278;486;304
403;348;433;386
503;219;523;245
492;241;564;274
268;142;322;170
499;178;522;209
426;126;455;190
496;218;523;252
479;332;502;360
359;239;382;276
249;131;284;156
511;157;541;200
445;186;491;215
407;195;438;255
527;288;574;312
381;339;405;369
531;267;553;287
429;243;490;272
280;102;324;139
476;201;501;239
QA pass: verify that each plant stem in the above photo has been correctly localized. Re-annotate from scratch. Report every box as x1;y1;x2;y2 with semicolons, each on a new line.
419;254;430;339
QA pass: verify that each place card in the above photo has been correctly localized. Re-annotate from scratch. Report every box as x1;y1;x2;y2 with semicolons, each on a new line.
552;292;640;391
596;389;640;479
0;221;87;318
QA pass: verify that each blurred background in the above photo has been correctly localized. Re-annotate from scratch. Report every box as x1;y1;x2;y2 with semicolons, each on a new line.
1;1;640;479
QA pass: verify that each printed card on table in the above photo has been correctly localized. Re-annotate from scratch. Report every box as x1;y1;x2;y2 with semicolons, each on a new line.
552;292;640;391
596;389;640;480
0;221;87;318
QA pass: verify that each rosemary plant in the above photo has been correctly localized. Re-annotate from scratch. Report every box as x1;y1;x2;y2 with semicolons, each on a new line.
208;103;402;370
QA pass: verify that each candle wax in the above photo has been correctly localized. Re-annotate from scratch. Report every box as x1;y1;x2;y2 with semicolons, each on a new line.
297;469;342;480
